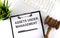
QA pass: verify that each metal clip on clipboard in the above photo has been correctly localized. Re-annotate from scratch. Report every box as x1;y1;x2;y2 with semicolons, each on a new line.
18;13;32;19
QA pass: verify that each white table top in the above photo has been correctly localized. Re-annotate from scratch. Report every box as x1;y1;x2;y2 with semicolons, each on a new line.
0;0;60;38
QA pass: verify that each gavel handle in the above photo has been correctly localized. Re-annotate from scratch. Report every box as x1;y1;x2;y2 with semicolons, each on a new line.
45;27;51;38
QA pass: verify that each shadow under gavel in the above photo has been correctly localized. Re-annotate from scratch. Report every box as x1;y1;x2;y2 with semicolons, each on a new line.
44;16;60;38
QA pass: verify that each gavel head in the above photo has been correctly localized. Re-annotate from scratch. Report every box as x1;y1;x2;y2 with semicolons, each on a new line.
44;16;60;30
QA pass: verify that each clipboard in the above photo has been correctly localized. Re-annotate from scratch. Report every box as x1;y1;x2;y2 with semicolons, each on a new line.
10;11;45;38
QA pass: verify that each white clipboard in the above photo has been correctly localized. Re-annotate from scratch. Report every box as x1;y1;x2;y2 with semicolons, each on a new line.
10;11;45;38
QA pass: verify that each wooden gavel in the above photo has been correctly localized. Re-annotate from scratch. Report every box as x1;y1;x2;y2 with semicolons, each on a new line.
44;16;60;38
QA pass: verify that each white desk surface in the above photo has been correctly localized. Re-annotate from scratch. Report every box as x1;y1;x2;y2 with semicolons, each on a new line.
0;0;60;38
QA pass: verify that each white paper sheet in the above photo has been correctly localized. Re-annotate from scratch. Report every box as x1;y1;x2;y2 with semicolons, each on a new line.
10;11;44;38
